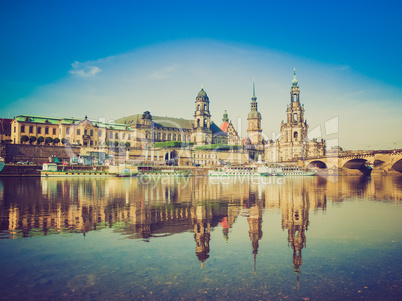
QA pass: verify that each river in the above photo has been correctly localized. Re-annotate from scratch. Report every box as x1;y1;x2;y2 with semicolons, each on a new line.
0;175;402;300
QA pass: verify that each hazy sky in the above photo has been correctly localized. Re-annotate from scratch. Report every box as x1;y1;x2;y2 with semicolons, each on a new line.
1;0;401;150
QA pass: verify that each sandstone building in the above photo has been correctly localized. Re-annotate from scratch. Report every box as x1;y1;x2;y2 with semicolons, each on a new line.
265;70;325;162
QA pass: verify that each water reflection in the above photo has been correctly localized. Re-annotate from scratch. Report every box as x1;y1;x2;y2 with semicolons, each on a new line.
1;175;402;272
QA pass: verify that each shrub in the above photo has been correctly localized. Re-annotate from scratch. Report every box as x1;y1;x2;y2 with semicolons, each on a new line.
29;136;37;144
21;135;29;143
53;137;60;144
113;141;119;147
45;137;53;144
37;136;45;144
125;142;131;149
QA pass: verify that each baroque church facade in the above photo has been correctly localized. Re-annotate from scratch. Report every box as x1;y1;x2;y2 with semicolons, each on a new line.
265;70;325;162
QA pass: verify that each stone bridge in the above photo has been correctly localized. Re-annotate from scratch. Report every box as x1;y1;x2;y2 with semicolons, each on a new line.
303;150;402;174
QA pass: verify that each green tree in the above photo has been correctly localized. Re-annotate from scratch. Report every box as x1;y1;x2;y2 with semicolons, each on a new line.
106;141;111;146
37;136;45;144
45;137;53;144
53;137;60;144
21;135;29;144
113;141;119;147
29;136;37;144
61;138;66;144
125;142;131;149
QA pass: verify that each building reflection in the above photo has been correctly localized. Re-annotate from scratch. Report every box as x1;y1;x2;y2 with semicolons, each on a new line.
1;175;402;278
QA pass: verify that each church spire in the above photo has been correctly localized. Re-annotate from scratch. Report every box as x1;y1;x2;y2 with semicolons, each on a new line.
222;110;229;122
292;68;299;87
252;79;257;102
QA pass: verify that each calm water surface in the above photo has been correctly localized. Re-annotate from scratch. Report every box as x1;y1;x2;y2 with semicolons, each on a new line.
0;175;402;300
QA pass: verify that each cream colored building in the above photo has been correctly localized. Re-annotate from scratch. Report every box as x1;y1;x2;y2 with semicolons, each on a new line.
265;70;325;162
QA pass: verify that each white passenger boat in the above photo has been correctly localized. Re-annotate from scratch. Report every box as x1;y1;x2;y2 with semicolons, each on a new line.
40;162;110;177
280;165;316;176
208;166;260;176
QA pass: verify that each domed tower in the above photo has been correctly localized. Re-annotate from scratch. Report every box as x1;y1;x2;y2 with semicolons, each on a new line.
247;81;262;146
193;87;212;145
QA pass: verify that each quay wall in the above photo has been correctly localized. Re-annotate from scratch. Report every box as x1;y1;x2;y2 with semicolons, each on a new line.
1;143;80;164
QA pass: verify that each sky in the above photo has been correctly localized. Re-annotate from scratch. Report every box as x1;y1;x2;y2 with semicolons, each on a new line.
1;0;401;150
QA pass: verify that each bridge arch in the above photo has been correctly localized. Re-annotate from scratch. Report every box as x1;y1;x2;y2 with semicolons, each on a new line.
307;160;327;169
391;159;402;173
342;158;368;169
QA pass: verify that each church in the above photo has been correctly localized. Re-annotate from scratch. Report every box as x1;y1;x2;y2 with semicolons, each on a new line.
265;70;326;162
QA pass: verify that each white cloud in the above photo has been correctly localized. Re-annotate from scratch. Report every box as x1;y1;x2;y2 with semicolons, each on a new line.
146;64;181;80
69;61;102;78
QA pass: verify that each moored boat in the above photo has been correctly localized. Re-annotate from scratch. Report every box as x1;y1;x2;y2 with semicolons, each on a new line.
281;165;316;176
40;162;110;177
138;166;191;177
208;166;260;176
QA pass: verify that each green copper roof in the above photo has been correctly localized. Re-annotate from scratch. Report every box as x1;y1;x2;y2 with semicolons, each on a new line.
15;115;130;131
292;68;299;87
222;110;229;122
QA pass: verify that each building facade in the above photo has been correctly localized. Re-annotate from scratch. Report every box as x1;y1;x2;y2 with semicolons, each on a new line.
265;70;325;162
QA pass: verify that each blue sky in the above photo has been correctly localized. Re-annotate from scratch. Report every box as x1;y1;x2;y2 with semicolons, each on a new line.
1;0;401;150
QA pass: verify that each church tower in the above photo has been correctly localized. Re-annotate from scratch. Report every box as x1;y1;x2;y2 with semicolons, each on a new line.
247;81;262;146
193;87;212;145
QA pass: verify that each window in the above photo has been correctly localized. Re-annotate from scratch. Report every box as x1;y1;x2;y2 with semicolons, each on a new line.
197;105;200;111
90;130;93;136
197;119;200;127
162;133;166;140
21;125;25;133
173;134;176;141
53;128;56;135
109;132;113;139
128;134;131;140
293;113;297;123
29;126;33;134
293;94;297;102
45;127;49;135
157;133;161;140
14;126;16;133
99;130;102;136
122;133;125;139
84;129;87;135
90;141;93;147
294;131;298;139
178;134;181;141
115;133;118;139
168;134;171;141
37;127;41;134
77;129;80;135
66;128;70;135
204;104;207;110
204;119;207;127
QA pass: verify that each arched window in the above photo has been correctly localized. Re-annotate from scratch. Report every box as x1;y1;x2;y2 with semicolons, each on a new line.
84;129;87;135
157;133;161;140
162;133;166;141
178;134;181;141
294;131;298;139
173;134;176;141
197;105;200;111
293;94;297;102
168;133;171;141
204;104;207;110
197;119;200;127
90;130;93;136
293;113;298;123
